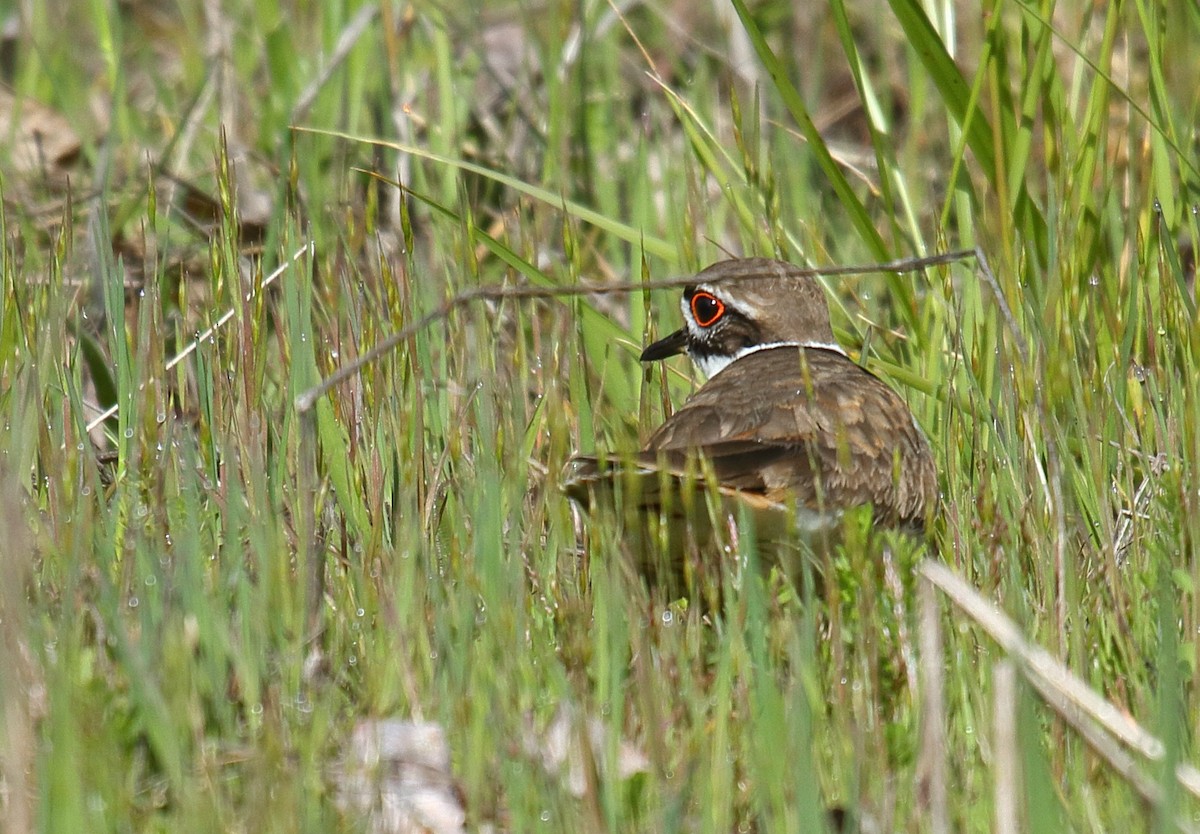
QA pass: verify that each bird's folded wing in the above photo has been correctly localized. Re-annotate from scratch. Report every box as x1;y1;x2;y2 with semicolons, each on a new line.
561;452;787;514
640;347;934;524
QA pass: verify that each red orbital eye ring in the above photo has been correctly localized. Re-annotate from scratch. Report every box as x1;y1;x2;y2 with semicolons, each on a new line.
690;291;725;327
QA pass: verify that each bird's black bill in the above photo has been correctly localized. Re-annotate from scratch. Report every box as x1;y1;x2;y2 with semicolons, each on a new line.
640;328;688;362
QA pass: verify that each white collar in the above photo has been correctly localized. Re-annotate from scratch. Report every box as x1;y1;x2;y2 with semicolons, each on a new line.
696;340;848;380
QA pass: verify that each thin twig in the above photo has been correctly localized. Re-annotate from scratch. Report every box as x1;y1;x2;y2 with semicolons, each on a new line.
294;248;976;413
973;246;1029;365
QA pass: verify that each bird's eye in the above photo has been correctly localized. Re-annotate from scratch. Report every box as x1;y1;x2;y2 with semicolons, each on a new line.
690;291;725;327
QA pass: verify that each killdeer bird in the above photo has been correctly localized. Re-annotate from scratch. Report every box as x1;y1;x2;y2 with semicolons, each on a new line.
564;257;936;560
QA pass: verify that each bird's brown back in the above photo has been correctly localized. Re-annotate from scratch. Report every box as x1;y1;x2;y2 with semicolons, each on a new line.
641;346;936;527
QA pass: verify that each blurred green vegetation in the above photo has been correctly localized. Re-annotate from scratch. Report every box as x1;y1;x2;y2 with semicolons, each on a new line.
0;0;1197;831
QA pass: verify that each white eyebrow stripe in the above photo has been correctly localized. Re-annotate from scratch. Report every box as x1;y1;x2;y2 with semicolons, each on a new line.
692;283;764;320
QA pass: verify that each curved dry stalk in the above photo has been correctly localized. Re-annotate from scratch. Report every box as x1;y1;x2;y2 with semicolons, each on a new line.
921;560;1200;810
294;248;977;413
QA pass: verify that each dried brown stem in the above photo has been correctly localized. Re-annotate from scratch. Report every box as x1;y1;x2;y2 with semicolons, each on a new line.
295;248;977;413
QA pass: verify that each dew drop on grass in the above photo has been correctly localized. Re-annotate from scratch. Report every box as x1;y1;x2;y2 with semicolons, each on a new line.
145;575;156;587
123;428;134;439
81;486;92;497
128;596;139;608
661;610;673;626
540;811;551;823
156;412;166;424
348;655;357;666
356;607;365;617
76;442;85;451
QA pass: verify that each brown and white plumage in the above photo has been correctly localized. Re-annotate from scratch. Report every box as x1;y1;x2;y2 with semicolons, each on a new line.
564;257;936;548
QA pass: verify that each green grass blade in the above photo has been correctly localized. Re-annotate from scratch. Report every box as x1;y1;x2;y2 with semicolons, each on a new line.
729;0;889;261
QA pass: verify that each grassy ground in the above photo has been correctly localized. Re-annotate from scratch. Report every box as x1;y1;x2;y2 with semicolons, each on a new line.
2;1;1199;831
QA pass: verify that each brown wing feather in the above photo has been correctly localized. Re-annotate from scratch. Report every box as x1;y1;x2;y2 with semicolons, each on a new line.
561;452;788;518
642;347;936;526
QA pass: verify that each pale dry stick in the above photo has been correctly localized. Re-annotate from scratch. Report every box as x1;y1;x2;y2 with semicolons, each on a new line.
916;576;948;834
292;4;380;122
708;0;763;92
993;659;1020;834
921;560;1200;801
201;0;239;141
968;565;1199;831
1031;655;1199;832
562;0;644;83
928;561;1199;831
84;242;313;435
294;248;977;413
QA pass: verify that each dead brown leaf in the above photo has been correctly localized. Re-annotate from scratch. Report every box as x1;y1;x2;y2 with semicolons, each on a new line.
0;87;80;177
